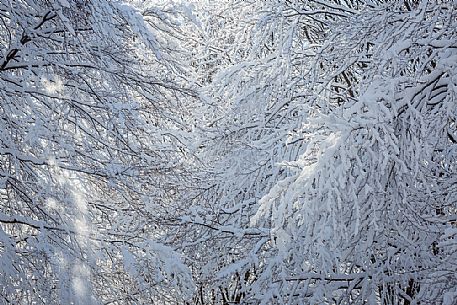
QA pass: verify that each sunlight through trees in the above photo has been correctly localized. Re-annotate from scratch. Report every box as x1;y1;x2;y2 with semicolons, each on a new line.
1;0;456;304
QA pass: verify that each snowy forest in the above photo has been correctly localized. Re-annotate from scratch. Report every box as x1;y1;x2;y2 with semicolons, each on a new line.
0;0;456;304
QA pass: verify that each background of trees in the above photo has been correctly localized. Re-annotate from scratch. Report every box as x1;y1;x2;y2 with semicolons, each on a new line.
1;0;456;304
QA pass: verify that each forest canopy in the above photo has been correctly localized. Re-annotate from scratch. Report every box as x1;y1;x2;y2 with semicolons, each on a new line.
0;0;456;304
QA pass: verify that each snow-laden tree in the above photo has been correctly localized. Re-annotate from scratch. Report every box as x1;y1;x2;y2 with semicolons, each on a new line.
248;1;457;304
181;0;457;304
0;0;196;303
